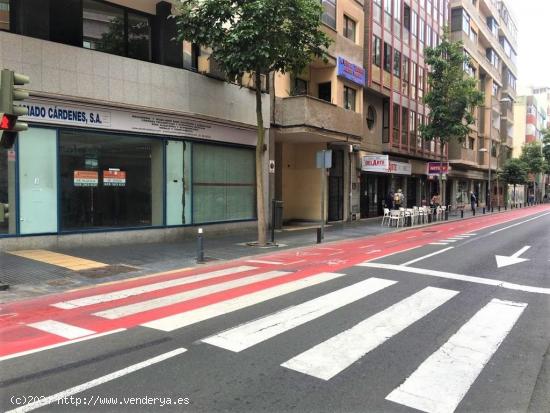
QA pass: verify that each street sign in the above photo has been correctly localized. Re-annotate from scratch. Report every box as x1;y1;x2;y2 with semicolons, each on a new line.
316;150;332;169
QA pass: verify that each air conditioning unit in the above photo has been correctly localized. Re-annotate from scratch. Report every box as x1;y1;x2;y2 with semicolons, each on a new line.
241;72;268;93
197;56;226;80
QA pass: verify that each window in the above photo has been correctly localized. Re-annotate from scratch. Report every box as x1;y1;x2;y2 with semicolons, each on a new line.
383;100;390;143
384;0;392;27
411;11;418;37
402;56;409;94
83;0;152;62
373;36;382;67
393;104;400;145
393;50;401;77
192;144;256;223
384;42;392;72
418;67;424;99
0;0;9;31
487;17;499;37
59;130;164;230
410;61;417;100
404;4;411;30
344;15;356;42
486;48;500;69
401;107;409;145
344;86;356;111
318;82;332;102
291;77;308;95
419;18;425;43
373;0;382;22
468;137;475;150
367;106;376;130
321;0;337;29
492;82;499;97
393;0;401;22
470;28;477;44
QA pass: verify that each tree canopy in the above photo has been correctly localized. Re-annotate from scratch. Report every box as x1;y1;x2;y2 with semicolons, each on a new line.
420;30;484;146
542;129;550;173
519;141;545;175
499;158;528;186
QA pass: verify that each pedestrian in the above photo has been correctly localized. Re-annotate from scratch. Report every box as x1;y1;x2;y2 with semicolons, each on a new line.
470;191;476;213
385;191;394;210
394;189;404;209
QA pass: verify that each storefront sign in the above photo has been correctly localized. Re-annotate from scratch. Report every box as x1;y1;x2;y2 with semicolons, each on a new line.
388;161;412;175
21;98;257;146
103;170;126;187
361;155;389;172
427;162;449;175
74;170;98;187
337;57;366;86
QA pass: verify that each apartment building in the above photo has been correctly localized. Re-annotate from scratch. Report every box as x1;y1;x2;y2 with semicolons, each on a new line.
361;0;449;217
448;0;517;208
271;0;365;223
0;0;270;249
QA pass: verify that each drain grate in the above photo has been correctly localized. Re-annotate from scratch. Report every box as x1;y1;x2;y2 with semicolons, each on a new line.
77;264;140;278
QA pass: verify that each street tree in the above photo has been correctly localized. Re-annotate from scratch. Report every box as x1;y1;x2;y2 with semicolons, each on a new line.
172;0;330;246
542;129;550;173
520;141;545;201
420;30;484;204
498;158;528;206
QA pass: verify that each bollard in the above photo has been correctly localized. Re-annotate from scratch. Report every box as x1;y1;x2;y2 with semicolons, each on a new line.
482;207;485;214
491;206;494;213
316;227;322;244
461;209;464;219
444;211;449;221
505;205;507;210
498;206;501;212
196;228;204;263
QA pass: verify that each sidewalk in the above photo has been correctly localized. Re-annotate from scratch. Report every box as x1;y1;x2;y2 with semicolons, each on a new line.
0;205;518;301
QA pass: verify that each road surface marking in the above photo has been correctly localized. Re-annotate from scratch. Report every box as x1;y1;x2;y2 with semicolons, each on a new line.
429;243;448;246
7;250;107;271
490;212;550;234
385;240;397;244
0;329;126;362
246;260;282;265
359;245;375;249
52;266;258;309
94;271;290;319
142;272;345;332
27;320;95;339
358;263;550;295
281;287;458;380
465;233;477;235
401;247;454;266
5;348;187;413
442;239;457;243
495;246;531;268
445;238;464;241
386;299;526;413
366;249;382;254
202;278;397;352
453;235;471;238
407;236;417;239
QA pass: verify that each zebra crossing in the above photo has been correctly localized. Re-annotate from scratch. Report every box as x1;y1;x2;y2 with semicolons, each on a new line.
6;260;532;412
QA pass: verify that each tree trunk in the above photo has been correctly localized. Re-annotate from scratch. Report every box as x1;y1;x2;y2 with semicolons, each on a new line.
255;71;267;246
439;141;445;206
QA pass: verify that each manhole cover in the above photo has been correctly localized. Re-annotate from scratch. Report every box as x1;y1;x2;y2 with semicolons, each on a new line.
78;265;139;278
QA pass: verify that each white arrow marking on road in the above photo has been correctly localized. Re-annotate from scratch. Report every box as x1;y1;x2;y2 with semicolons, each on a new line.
495;245;531;268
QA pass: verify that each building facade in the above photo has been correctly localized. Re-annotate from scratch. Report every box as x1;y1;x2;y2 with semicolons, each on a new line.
361;0;450;217
447;0;518;208
272;0;365;223
0;0;270;249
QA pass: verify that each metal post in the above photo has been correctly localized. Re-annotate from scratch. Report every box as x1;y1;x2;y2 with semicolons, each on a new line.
271;199;276;244
320;164;326;241
461;209;464;219
317;227;322;244
482;207;485;214
196;228;204;263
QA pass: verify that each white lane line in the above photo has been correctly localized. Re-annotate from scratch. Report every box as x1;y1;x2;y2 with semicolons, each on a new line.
358;263;550;295
5;348;187;413
386;299;526;413
465;233;477;235
52;266;257;309
442;239;457;243
246;260;281;265
142;272;345;332
281;287;459;381
359;245;375;249
366;249;382;254
27;320;95;339
401;247;454;266
202;278;397;352
490;212;550;234
429;242;449;246
0;329;126;362
445;238;464;241
94;270;290;320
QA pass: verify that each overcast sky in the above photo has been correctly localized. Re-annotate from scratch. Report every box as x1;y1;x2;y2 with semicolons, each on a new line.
510;0;550;89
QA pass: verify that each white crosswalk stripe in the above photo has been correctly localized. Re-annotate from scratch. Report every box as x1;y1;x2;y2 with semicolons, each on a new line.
281;286;459;380
202;277;397;352
142;272;346;332
386;298;526;413
27;320;95;339
52;266;257;309
94;270;290;319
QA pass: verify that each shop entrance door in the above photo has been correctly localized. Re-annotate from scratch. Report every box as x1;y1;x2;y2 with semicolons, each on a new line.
166;140;185;225
328;150;344;221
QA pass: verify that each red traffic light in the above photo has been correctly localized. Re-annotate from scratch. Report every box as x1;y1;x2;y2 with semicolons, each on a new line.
0;114;15;130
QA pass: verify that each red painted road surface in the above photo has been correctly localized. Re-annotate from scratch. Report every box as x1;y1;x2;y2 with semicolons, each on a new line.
1;205;548;360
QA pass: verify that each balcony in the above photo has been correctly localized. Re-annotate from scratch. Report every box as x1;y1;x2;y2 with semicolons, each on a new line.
273;96;363;141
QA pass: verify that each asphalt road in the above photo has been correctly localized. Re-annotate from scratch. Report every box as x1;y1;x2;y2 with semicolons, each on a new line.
1;207;549;413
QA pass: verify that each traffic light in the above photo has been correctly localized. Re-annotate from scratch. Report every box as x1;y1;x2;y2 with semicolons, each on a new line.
0;69;30;149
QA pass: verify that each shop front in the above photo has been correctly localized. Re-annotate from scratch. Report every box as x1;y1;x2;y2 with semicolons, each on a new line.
0;98;259;246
